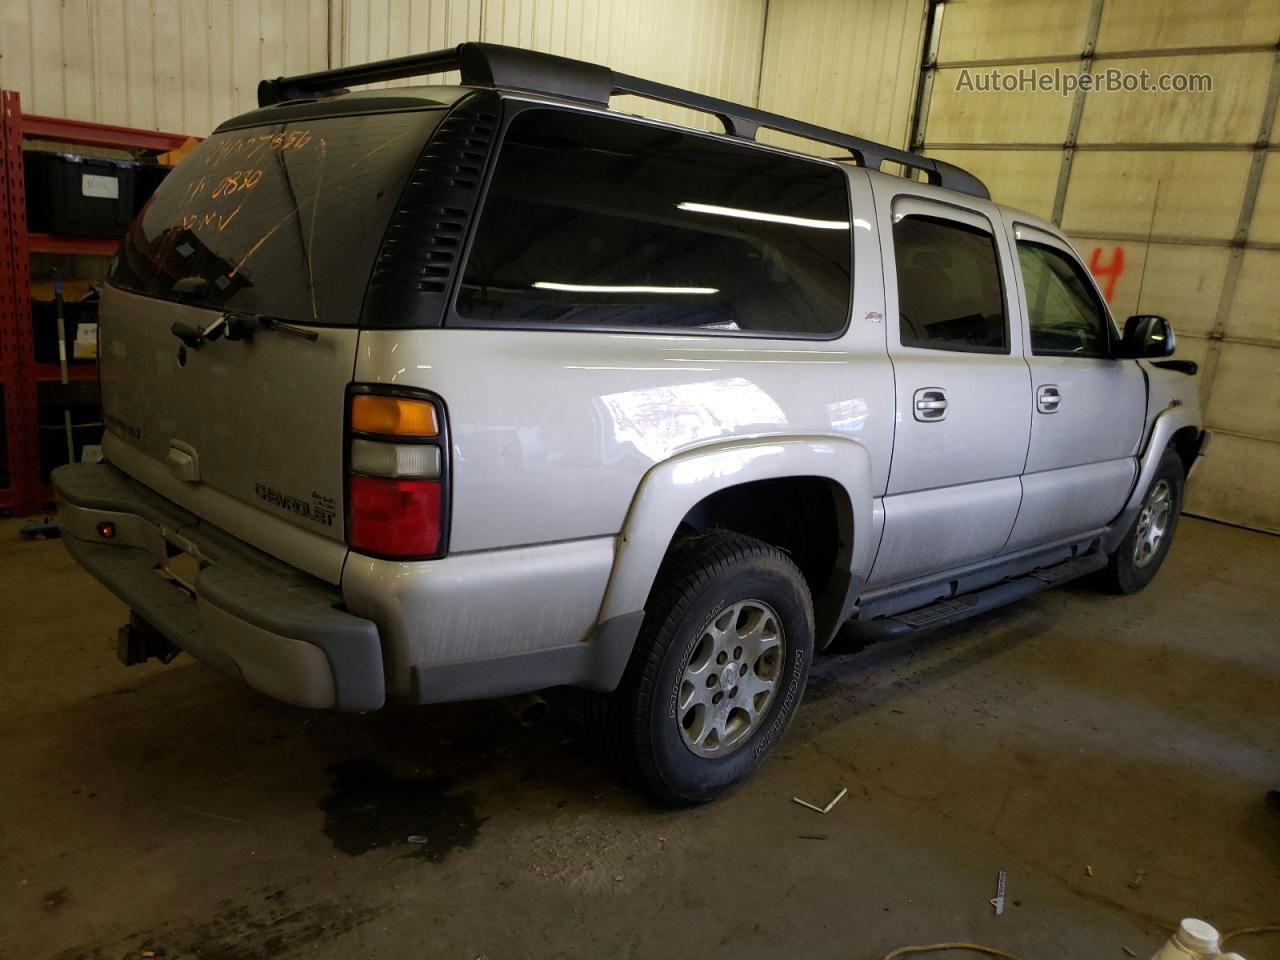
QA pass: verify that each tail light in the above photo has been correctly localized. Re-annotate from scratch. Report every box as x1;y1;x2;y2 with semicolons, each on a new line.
346;387;449;559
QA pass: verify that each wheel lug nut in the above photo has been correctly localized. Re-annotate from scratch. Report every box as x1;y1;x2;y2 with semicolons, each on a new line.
733;646;742;659
706;675;717;688
716;651;728;665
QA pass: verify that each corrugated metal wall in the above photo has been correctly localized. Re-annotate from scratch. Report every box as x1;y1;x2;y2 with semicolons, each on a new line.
759;0;926;151
0;0;927;146
918;0;1280;533
0;0;330;136
11;2;1271;530
329;0;768;132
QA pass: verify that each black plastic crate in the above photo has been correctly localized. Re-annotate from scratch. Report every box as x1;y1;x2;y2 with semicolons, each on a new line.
134;163;172;215
24;151;139;237
31;294;99;365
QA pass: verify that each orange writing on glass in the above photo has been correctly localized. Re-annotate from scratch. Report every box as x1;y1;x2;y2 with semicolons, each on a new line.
178;203;243;234
211;168;264;199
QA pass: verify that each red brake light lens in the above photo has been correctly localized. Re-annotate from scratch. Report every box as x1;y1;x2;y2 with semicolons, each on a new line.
347;475;442;558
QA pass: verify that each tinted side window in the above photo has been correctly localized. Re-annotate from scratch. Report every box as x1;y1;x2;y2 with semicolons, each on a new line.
1017;241;1111;356
456;108;851;337
893;214;1007;353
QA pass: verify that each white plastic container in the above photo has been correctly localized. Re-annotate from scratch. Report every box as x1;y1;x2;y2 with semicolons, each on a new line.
1151;919;1222;959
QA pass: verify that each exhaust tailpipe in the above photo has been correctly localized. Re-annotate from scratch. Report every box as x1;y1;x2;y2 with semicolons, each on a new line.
501;692;550;727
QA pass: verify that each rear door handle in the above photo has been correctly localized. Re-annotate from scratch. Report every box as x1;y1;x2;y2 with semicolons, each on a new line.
913;387;948;422
1037;384;1061;414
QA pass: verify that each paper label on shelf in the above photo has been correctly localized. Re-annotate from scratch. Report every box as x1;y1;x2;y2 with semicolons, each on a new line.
74;322;98;359
81;173;119;199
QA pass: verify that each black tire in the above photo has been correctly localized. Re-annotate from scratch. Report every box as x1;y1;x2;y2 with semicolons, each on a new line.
1101;448;1185;594
605;530;814;805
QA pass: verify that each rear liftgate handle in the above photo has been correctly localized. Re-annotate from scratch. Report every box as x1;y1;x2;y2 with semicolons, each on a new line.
913;387;948;422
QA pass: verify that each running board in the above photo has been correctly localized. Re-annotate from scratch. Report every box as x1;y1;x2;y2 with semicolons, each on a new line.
848;551;1109;640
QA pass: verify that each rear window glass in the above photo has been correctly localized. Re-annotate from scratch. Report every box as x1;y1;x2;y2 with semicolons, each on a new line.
456;109;852;337
109;110;442;326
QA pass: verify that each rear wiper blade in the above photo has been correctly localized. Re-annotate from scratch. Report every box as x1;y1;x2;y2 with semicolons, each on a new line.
170;310;319;349
241;312;320;343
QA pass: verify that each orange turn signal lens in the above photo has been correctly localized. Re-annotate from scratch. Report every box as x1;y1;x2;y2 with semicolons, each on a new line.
351;395;438;438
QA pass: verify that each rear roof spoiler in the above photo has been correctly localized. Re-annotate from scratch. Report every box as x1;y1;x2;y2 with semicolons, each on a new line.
258;41;990;200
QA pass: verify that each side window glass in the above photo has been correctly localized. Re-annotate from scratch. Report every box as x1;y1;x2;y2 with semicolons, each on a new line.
892;214;1007;353
1017;241;1111;356
456;108;852;337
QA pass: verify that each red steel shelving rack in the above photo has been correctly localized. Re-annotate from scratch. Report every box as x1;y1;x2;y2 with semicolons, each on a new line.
0;90;192;515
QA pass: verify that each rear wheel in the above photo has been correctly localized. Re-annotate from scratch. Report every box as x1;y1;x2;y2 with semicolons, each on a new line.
605;531;814;805
1101;448;1185;594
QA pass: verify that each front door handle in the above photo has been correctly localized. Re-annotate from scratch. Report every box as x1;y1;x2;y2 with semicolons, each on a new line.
1037;384;1061;414
913;387;948;422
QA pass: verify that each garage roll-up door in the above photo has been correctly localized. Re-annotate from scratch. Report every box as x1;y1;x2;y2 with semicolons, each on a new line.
913;0;1280;533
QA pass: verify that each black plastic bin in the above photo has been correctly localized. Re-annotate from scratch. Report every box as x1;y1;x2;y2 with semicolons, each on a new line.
31;294;99;365
24;151;138;237
134;163;172;215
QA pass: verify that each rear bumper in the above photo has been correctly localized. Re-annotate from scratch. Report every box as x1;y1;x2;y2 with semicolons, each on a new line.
53;462;385;711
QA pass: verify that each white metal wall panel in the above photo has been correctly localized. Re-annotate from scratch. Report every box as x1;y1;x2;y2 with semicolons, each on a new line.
1076;242;1232;341
937;0;1090;64
915;0;1280;532
2;0;920;151
1062;151;1253;241
1095;0;1280;52
332;0;765;131
1185;434;1280;534
1076;52;1274;145
1229;250;1280;342
0;0;331;136
923;148;1061;215
927;71;1074;145
757;0;926;151
334;0;481;82
1204;343;1280;442
1247;159;1280;244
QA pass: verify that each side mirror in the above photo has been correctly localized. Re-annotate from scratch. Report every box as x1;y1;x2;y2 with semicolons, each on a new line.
1122;314;1176;359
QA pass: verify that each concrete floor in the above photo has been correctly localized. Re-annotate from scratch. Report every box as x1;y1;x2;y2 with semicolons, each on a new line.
1;515;1277;960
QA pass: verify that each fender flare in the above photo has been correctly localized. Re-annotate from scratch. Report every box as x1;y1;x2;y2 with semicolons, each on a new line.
597;435;874;646
1102;405;1202;553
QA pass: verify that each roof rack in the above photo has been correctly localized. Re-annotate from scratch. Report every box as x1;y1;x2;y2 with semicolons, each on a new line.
258;42;990;200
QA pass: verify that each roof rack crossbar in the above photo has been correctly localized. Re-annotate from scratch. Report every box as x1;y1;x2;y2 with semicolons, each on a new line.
258;48;464;106
257;42;990;200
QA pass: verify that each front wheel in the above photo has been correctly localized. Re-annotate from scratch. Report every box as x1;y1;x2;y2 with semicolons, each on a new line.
1101;448;1185;594
605;531;814;805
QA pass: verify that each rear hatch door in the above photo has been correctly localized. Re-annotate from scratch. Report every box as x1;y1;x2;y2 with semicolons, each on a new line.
102;108;445;581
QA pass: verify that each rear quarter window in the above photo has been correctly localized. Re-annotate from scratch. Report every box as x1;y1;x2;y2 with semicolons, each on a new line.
455;108;852;338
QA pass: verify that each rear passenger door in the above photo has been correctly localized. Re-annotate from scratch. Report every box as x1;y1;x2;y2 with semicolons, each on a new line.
1000;221;1147;552
865;190;1032;588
